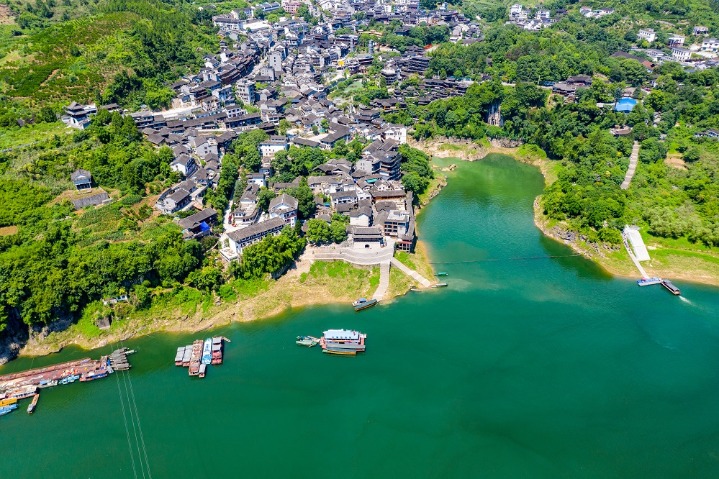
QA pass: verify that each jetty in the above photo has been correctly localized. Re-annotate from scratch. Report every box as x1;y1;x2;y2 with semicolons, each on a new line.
622;226;681;296
0;348;134;418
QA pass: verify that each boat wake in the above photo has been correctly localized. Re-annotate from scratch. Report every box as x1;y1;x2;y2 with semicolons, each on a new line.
679;296;692;305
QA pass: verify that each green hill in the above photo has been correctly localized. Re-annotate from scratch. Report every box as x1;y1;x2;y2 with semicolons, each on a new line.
0;0;217;112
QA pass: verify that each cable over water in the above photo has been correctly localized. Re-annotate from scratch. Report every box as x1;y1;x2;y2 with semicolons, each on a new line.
429;254;583;264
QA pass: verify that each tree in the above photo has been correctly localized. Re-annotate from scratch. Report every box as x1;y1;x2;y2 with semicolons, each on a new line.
285;181;316;219
257;188;276;212
305;219;332;244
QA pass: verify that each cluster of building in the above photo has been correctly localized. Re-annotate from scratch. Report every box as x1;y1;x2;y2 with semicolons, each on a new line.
507;4;561;31
628;24;718;67
122;3;487;260
219;138;416;260
578;6;615;19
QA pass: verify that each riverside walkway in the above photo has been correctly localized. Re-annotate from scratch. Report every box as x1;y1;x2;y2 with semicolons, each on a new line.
620;141;640;190
390;257;432;288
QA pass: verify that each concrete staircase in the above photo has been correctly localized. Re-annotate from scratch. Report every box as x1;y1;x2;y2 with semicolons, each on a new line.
621;141;640;190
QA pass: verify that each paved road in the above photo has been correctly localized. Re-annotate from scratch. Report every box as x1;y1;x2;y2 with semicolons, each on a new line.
621;141;640;190
372;261;391;301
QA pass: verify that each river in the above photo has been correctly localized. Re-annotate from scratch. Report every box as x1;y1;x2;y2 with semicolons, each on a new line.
2;154;719;478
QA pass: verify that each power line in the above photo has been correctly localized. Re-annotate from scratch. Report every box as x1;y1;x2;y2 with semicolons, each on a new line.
429;254;583;265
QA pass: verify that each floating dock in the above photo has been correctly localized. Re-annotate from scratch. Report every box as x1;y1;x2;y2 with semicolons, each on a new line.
0;348;134;418
176;337;226;379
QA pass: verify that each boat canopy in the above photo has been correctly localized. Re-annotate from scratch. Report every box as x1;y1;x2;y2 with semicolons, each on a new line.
324;329;360;340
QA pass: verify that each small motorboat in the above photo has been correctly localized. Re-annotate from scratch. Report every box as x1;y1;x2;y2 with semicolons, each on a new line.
353;298;378;311
296;336;319;347
432;283;448;288
435;272;448;277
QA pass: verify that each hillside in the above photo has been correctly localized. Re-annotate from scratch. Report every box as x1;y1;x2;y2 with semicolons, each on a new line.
0;0;217;115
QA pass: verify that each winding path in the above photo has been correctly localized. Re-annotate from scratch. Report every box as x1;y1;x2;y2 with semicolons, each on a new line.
621;141;640;190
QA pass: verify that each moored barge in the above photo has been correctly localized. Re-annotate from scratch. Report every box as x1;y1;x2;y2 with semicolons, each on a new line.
320;329;367;356
661;280;681;295
27;394;39;414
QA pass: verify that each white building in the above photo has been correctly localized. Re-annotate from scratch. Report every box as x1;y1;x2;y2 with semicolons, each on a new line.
259;136;288;157
637;29;656;43
672;47;691;62
701;38;719;52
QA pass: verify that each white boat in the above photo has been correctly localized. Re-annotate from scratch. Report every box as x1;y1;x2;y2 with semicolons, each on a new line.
320;329;367;355
201;338;212;365
296;336;319;347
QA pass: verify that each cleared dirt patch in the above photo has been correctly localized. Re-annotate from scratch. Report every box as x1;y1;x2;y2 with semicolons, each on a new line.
0;4;14;25
665;154;687;170
0;225;18;236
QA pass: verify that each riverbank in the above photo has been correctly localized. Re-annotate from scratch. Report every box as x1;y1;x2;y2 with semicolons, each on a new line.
411;136;719;287
408;136;558;186
15;209;439;359
534;200;719;286
18;242;437;358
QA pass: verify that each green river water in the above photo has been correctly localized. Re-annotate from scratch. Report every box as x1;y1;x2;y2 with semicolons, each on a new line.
3;154;719;478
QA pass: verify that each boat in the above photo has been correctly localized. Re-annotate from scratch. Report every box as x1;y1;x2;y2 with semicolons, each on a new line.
27;394;39;414
661;280;681;296
59;374;80;385
182;346;192;367
188;339;203;376
320;329;366;355
435;272;448;277
38;379;58;388
322;349;358;356
175;346;186;366
637;277;662;286
211;337;223;365
8;386;37;399
198;363;207;379
201;338;212;365
0;404;18;416
296;336;319;347
80;370;108;382
0;397;17;407
432;282;448;288
352;298;378;311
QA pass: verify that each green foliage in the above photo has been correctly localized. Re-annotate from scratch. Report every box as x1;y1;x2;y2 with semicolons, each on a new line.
305;217;347;245
283;180;316;219
0;0;217;109
256;188;276;213
273;146;327;181
205;130;267;212
399;144;434;197
232;227;305;279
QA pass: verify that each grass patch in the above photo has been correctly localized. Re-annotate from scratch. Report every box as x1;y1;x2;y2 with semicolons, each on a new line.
395;248;436;281
0;122;69;150
387;266;415;297
302;260;379;298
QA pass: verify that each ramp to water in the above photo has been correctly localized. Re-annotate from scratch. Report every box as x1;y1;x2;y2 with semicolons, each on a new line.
623;226;650;262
